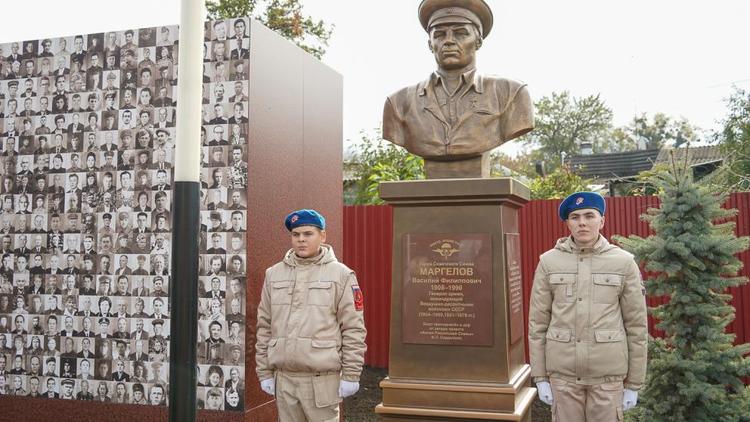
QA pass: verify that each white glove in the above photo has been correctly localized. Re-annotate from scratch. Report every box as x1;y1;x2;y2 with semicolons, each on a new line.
260;378;275;395
338;380;360;398
623;388;638;411
536;381;554;405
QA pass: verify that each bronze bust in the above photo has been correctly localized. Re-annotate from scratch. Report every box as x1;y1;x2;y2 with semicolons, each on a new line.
383;0;534;178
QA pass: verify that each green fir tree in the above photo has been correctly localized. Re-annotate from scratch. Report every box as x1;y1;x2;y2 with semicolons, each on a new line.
615;157;750;422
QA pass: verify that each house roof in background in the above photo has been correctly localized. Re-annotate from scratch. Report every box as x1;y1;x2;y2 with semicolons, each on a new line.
655;145;724;167
567;149;661;181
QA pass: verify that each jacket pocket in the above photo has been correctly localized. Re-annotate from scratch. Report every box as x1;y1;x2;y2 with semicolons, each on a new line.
549;273;576;303
307;338;341;373
271;281;293;305
474;108;497;116
545;327;575;376
312;372;341;408
546;327;572;342
307;281;334;307
592;274;622;304
469;94;500;117
590;329;628;377
267;337;284;368
594;329;624;343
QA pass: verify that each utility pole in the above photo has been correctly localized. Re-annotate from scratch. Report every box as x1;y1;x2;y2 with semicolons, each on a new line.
169;0;204;420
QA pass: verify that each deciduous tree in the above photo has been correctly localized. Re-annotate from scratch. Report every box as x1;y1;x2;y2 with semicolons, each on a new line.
347;130;424;205
206;0;332;59
619;112;699;151
521;91;613;172
528;164;591;200
716;87;750;191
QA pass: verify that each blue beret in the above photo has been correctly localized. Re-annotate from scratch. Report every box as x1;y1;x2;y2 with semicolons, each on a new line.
285;209;325;231
559;192;606;220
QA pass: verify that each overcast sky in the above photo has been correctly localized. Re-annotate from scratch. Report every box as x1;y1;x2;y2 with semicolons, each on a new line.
4;0;748;156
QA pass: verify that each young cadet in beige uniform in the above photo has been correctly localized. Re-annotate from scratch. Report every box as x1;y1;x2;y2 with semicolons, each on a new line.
528;192;647;421
256;209;367;421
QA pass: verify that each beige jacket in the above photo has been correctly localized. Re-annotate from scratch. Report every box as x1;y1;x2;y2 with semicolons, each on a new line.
528;236;648;390
255;244;366;382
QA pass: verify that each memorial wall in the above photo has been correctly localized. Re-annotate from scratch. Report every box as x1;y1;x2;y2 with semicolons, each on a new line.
0;18;250;412
196;17;249;412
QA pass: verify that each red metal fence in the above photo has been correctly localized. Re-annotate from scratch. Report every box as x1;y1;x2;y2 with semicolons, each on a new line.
342;205;393;368
342;192;750;368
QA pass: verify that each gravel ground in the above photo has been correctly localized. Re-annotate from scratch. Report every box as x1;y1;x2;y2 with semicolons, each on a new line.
344;366;551;421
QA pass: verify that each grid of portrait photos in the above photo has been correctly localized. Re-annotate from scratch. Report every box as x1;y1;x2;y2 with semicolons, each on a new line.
0;26;179;406
196;17;249;412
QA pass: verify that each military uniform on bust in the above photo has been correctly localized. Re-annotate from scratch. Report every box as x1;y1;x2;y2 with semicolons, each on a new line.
382;0;534;178
256;209;366;421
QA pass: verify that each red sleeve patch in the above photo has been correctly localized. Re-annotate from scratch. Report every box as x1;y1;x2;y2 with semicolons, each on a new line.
352;285;364;311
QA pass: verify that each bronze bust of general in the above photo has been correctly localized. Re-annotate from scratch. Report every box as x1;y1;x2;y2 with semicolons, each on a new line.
383;0;534;178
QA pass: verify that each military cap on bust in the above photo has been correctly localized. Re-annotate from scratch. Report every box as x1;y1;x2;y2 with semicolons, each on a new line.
418;0;493;38
210;211;221;221
98;317;110;325
61;378;75;386
152;319;164;326
102;213;112;221
132;383;144;393
558;191;606;221
284;209;325;231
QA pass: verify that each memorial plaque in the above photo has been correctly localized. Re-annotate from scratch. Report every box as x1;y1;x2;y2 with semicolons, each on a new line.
402;233;493;346
505;233;524;345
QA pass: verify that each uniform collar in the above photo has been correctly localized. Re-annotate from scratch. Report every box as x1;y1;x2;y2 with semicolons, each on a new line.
419;68;483;96
284;243;336;267
290;247;326;266
564;235;609;254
